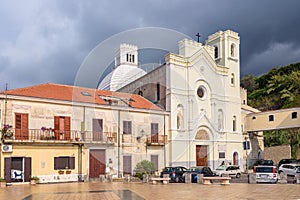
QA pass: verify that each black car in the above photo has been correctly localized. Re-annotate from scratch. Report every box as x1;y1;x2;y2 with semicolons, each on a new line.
160;166;187;183
186;166;215;183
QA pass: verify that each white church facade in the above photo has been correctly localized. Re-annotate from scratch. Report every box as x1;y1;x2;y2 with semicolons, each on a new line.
100;29;253;171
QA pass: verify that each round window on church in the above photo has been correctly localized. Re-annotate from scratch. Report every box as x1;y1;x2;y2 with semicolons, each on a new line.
197;86;205;99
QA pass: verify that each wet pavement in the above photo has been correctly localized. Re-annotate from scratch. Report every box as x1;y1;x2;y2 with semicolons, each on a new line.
0;181;300;200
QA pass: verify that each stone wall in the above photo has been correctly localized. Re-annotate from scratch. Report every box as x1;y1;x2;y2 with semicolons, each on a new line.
264;145;291;165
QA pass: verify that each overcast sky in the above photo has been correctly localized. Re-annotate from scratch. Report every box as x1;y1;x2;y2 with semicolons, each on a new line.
1;0;300;90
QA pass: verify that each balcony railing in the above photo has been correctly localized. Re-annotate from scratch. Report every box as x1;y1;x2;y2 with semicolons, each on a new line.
146;134;167;146
2;128;117;144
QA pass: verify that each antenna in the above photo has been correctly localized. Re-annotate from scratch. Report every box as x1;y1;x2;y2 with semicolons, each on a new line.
4;83;8;126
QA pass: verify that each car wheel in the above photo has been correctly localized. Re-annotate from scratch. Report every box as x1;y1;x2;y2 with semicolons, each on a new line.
236;173;241;178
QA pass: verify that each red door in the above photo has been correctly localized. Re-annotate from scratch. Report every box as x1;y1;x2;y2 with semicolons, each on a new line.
89;150;106;178
196;145;208;166
15;113;29;140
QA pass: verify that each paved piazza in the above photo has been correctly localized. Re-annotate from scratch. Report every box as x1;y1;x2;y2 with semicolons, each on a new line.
0;182;300;200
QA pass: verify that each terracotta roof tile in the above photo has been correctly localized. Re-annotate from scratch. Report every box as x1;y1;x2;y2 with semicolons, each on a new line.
1;83;163;111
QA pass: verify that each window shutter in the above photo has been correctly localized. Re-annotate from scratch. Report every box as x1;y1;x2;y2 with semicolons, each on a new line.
69;157;75;169
4;157;12;182
54;157;59;170
24;157;32;182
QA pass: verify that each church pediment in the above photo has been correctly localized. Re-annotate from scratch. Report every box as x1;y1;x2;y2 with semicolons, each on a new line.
188;47;229;75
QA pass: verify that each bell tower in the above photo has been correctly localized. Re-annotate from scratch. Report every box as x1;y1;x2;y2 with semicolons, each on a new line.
114;43;138;68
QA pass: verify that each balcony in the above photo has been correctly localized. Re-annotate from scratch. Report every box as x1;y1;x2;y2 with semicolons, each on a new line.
146;134;167;146
1;128;117;145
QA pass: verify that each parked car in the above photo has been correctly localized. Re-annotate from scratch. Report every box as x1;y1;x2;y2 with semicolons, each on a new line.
278;163;300;182
278;159;298;168
185;166;215;183
160;166;187;183
214;165;241;178
261;160;274;166
254;165;278;183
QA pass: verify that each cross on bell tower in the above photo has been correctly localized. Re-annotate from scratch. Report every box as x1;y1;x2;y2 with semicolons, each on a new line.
196;33;201;43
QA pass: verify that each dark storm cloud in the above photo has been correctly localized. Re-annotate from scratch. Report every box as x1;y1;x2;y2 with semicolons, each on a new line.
0;0;299;89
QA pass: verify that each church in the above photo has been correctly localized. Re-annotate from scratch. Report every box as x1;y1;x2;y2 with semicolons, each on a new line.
99;29;255;171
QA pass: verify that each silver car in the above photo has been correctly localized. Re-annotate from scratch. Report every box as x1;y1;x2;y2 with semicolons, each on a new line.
278;163;300;182
255;165;278;183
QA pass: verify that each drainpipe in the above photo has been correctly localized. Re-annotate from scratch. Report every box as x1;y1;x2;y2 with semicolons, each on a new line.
117;110;121;178
78;144;83;181
163;114;166;167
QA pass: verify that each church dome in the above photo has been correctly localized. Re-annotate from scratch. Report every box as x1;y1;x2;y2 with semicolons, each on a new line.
98;64;146;91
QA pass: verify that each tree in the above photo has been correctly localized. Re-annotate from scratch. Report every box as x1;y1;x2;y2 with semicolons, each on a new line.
240;74;258;93
134;160;156;180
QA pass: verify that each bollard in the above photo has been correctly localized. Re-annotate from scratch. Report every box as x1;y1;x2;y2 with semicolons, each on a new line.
197;174;203;184
248;173;256;184
296;174;300;184
99;175;106;182
185;173;191;183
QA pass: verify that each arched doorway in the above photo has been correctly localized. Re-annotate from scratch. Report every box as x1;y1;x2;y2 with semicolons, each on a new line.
233;152;239;165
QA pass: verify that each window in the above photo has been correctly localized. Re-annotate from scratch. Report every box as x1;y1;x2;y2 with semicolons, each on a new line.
197;86;206;99
81;91;91;96
151;123;159;135
231;43;235;57
233;116;237;132
269;115;274;122
214;46;218;59
219;152;225;159
231;73;235;85
123;121;132;134
292;112;297;119
54;156;75;170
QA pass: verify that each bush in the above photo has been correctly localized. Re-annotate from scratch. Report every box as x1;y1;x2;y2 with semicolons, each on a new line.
134;160;156;180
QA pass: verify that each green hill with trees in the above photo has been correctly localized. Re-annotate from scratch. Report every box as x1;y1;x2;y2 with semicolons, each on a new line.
241;62;300;159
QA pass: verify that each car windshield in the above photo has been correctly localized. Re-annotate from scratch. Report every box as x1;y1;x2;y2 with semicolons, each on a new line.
216;165;227;170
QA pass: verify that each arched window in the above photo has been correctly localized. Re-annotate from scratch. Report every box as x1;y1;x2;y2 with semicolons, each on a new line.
231;73;235;85
217;109;224;131
231;43;235;57
214;46;218;59
177;105;184;130
233;115;236;132
233;152;238;165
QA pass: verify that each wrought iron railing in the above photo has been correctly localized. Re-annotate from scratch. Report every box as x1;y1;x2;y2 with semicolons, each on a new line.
2;128;117;144
146;134;167;145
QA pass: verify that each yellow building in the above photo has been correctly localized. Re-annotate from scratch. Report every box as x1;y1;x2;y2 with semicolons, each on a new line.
0;83;168;183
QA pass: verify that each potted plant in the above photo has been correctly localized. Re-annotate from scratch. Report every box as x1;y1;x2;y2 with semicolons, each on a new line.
30;176;39;184
58;170;64;175
66;170;71;174
1;124;13;139
0;178;6;187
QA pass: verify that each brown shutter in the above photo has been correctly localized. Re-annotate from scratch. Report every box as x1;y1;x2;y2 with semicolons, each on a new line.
24;157;31;182
69;157;75;169
54;116;59;140
22;114;29;140
4;157;11;182
54;157;58;170
64;116;71;140
15;113;22;139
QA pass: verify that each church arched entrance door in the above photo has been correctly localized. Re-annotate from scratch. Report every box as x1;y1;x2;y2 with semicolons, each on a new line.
196;145;208;166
